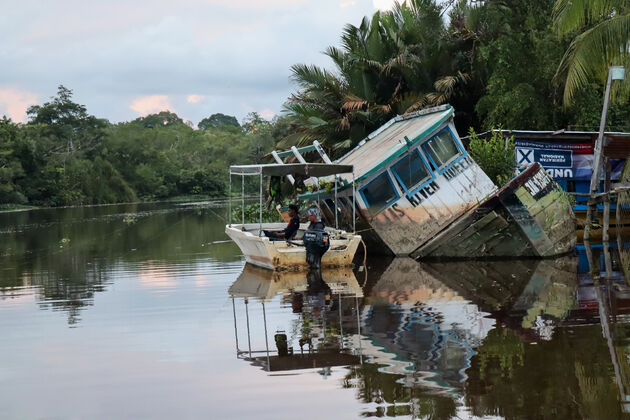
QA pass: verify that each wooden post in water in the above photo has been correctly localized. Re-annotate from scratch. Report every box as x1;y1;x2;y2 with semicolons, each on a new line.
615;184;625;260
604;159;613;278
585;66;624;276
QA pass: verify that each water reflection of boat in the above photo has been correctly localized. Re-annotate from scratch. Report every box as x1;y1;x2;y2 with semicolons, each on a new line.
228;264;363;373
228;263;363;300
421;257;579;331
355;257;583;392
359;258;495;392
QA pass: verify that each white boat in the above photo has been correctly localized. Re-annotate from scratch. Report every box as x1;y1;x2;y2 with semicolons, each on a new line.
225;163;362;270
225;223;361;270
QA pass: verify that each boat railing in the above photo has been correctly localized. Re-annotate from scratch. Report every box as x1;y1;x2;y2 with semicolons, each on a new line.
229;145;356;235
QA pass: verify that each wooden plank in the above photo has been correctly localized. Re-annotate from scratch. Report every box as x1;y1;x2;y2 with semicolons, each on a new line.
457;216;510;253
523;191;559;218
515;186;537;208
431;214;510;258
414;210;498;257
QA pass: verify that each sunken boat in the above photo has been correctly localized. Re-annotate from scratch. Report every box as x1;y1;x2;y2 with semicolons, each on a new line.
289;105;576;258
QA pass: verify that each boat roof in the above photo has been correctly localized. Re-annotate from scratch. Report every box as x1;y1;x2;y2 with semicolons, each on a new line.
229;163;354;177
336;105;454;182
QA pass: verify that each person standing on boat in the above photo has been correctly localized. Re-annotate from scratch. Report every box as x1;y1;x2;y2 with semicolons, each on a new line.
304;207;327;269
264;204;300;240
306;207;325;231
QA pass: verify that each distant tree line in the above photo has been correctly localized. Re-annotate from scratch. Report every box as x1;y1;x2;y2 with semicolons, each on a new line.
0;86;293;206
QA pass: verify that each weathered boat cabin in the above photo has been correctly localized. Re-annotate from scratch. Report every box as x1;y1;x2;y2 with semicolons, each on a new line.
310;105;497;255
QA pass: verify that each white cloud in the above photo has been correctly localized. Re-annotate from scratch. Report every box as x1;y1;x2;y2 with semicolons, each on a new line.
259;108;276;120
186;94;204;104
129;95;176;116
0;87;39;122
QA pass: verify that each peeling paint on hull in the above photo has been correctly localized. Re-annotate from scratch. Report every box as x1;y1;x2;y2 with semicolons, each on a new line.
364;156;496;256
412;163;577;259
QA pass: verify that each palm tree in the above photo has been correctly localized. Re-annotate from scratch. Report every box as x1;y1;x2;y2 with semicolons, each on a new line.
283;0;449;157
553;0;630;105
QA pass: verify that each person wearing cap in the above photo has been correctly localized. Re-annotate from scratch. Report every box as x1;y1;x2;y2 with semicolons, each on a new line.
264;204;300;240
305;207;325;231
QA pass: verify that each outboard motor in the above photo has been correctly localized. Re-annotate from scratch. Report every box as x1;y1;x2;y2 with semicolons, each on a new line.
303;230;330;269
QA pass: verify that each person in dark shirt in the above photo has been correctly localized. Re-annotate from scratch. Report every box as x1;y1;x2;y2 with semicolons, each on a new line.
305;207;325;231
264;204;300;240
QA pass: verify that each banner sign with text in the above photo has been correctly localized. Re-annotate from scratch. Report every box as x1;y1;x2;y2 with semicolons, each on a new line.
515;140;623;180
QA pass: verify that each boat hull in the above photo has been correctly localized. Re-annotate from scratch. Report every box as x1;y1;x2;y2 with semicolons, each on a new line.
225;223;362;270
411;163;577;259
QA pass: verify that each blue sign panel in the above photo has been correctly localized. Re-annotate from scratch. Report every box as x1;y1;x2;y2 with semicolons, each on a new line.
533;149;572;168
515;140;624;180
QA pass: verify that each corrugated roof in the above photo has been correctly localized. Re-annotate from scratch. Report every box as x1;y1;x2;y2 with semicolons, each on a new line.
336;105;454;182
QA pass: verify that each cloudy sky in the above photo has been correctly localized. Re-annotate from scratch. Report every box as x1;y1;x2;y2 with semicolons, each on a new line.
0;0;397;125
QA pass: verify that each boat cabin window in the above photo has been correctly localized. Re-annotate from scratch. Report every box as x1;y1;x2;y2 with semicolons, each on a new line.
391;149;431;193
360;172;399;214
422;129;462;170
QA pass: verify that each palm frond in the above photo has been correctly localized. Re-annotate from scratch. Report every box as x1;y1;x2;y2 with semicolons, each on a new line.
553;0;629;34
557;14;630;104
290;64;336;89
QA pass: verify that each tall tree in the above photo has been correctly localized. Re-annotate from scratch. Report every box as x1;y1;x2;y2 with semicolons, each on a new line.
198;113;240;130
27;85;107;154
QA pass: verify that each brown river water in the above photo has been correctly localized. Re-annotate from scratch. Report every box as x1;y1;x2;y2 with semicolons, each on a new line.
0;202;629;420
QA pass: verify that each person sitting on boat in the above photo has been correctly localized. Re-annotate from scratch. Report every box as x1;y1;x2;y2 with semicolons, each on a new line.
306;207;325;231
263;204;300;240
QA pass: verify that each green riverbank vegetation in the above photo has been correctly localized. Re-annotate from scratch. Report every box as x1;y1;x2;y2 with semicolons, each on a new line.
2;0;630;207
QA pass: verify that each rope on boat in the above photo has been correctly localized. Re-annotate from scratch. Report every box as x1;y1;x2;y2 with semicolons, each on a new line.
360;238;368;288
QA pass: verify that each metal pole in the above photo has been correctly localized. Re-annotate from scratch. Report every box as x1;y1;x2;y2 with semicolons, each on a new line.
245;298;252;358
586;68;614;242
228;172;232;226
352;171;356;233
259;172;263;236
335;176;338;229
262;301;270;372
241;174;245;224
591;69;614;196
232;297;240;354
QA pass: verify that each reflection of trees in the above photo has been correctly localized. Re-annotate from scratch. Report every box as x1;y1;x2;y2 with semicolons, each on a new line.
343;363;457;419
34;262;110;325
0;203;239;325
476;329;524;380
465;326;625;419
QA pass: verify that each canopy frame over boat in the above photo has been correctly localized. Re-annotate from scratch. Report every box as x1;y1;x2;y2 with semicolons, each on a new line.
228;162;357;234
226;162;362;270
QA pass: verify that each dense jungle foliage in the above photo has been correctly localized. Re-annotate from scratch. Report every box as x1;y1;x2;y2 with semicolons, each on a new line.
2;0;630;206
